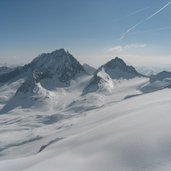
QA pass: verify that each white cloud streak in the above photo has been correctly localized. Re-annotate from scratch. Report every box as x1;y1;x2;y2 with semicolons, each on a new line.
119;21;143;40
108;46;123;53
108;43;146;53
124;44;146;49
120;1;171;40
128;7;149;17
146;1;171;21
113;7;149;23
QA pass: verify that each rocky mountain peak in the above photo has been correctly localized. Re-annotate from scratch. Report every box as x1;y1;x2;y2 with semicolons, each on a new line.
83;57;143;94
99;57;141;79
104;57;126;69
27;49;86;83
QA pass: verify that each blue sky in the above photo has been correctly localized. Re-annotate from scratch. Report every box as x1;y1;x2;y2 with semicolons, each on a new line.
0;0;171;67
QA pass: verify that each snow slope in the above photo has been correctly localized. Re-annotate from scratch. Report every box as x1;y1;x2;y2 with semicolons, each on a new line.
0;89;171;171
0;79;24;110
0;76;148;159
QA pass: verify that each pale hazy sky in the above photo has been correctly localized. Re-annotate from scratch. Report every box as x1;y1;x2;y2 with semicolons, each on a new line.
0;0;171;67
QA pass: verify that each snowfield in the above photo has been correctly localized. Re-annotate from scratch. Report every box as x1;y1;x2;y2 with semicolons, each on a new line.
0;87;171;171
1;51;171;171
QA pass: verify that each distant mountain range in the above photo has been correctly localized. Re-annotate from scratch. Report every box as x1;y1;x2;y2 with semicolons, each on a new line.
136;66;171;76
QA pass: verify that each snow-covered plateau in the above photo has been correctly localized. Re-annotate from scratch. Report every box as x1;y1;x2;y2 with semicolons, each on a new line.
0;49;171;171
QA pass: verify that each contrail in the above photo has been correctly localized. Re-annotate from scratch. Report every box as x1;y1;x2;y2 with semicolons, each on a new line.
120;21;143;40
113;7;149;23
128;7;149;17
119;0;171;40
146;0;171;20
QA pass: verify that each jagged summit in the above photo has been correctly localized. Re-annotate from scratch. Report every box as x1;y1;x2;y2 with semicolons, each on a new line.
104;57;126;68
0;49;86;84
30;49;84;74
32;48;69;65
29;49;85;84
83;57;143;94
99;57;141;79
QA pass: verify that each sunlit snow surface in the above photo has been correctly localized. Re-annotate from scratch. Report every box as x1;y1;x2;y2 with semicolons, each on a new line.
0;76;171;171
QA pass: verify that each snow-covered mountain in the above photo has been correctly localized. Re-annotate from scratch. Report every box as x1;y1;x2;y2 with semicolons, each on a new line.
101;57;142;79
0;49;171;171
83;57;143;94
15;49;87;94
28;49;85;83
0;49;88;113
0;49;86;84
